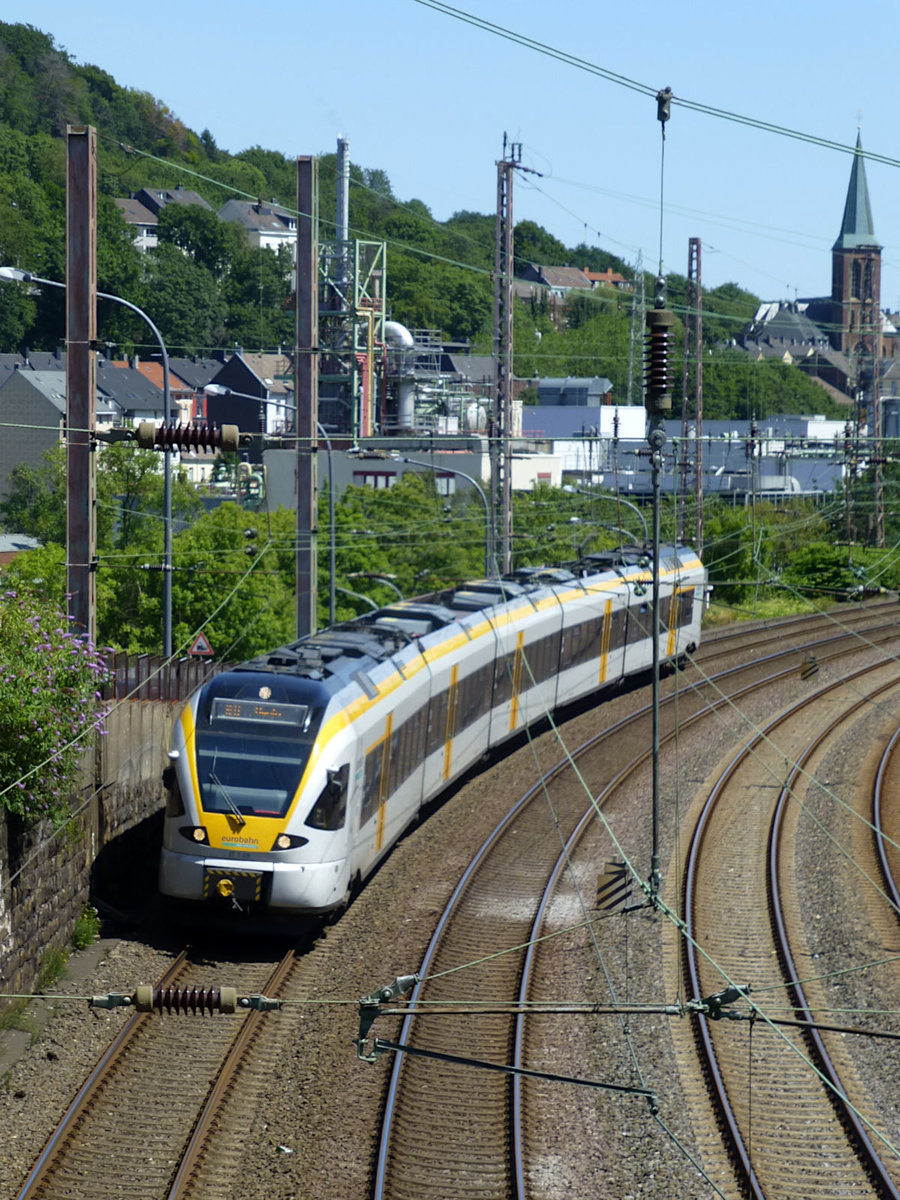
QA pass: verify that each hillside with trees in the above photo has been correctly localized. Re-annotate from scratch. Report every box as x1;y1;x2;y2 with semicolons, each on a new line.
0;19;845;419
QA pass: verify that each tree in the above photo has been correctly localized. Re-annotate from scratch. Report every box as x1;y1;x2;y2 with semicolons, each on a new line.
513;220;567;273
139;243;227;353
0;588;108;825
0;446;68;544
157;203;244;276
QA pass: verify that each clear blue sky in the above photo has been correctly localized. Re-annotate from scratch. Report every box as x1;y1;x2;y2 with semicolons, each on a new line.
10;1;900;308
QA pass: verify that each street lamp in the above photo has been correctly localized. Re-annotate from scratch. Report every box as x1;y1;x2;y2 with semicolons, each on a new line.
396;455;493;578
202;385;336;626
0;266;174;657
347;571;404;601
562;484;649;546
335;585;378;612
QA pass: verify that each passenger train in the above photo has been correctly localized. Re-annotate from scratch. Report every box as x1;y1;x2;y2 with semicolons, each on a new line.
159;545;706;917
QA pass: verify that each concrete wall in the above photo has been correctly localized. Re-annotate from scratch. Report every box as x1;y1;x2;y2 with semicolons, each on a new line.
0;701;173;1013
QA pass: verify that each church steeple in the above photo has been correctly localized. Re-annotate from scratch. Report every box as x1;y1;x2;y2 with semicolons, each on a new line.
833;133;878;251
831;132;881;359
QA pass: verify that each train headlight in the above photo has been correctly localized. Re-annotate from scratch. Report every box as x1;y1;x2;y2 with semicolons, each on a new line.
271;834;309;851
179;825;209;845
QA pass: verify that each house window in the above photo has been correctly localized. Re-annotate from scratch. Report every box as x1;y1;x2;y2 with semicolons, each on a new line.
353;471;396;489
434;475;456;497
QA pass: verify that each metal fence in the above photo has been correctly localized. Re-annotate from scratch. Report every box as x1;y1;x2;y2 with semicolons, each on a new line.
102;653;228;702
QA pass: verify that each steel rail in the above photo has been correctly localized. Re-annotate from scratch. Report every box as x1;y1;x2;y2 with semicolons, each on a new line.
683;661;900;1199
769;685;900;1199
16;949;191;1200
375;608;900;1197
872;725;900;914
165;947;298;1197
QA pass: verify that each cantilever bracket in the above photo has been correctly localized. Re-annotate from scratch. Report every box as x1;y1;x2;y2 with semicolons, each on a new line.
355;974;419;1062
691;984;752;1020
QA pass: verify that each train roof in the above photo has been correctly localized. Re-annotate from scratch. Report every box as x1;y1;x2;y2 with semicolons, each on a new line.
230;545;700;691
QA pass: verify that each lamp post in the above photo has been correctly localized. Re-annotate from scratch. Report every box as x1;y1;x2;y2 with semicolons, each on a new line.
335;585;378;612
562;484;649;546
0;266;174;657
347;572;404;601
397;455;493;578
202;385;335;626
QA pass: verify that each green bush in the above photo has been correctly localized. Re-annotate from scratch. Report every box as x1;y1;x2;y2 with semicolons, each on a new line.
0;590;109;825
71;904;100;950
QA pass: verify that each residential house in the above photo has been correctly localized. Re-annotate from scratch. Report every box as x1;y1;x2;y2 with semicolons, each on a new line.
0;534;40;567
537;377;614;406
517;265;593;296
129;186;213;218
113;196;159;252
113;358;195;424
582;267;633;291
0;370;68;500
205;350;294;436
217;200;297;253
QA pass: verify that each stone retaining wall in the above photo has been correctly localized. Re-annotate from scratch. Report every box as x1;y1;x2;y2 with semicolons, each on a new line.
0;701;174;1012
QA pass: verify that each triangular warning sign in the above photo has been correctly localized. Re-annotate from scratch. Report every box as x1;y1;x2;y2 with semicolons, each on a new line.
188;632;213;657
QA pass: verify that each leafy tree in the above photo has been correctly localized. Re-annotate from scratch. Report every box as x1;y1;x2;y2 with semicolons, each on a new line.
223;243;295;349
164;504;296;659
157;203;244;276
0;446;68;544
0;588;108;825
139;243;227;352
234;145;295;203
514;220;567;273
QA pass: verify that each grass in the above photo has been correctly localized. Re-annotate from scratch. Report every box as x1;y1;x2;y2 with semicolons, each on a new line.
71;904;100;951
38;947;68;991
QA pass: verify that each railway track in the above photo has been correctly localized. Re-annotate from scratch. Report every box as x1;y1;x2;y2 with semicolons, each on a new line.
681;657;900;1197
10;602;900;1199
15;943;298;1200
371;607;900;1197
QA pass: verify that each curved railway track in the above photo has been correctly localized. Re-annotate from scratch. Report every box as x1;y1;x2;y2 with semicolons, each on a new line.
682;657;900;1198
371;607;900;1198
10;602;900;1200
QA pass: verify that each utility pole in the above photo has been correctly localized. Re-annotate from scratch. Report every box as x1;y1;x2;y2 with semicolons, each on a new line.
626;251;645;407
65;125;97;645
679;237;703;553
296;156;319;638
491;135;516;576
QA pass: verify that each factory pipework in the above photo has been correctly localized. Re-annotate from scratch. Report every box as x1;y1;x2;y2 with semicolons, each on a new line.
384;320;416;429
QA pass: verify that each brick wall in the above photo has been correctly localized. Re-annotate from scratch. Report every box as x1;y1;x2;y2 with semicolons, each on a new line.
0;701;174;1012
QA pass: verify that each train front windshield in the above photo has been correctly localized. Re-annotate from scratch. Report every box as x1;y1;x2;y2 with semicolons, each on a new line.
193;676;326;819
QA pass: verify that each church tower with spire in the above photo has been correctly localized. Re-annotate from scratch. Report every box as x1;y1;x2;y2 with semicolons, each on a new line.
831;133;882;365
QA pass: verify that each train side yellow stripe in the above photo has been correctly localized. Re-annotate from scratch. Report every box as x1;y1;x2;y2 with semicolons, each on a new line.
199;557;704;831
375;711;393;852
599;598;613;683
509;631;525;731
443;664;459;781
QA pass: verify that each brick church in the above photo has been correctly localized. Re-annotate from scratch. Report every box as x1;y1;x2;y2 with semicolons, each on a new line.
740;134;900;426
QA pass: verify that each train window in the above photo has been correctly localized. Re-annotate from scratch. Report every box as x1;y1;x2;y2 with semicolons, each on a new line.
677;588;695;626
426;691;449;759
362;738;390;825
196;732;311;818
456;663;492;729
492;652;515;707
305;764;349;831
626;602;654;644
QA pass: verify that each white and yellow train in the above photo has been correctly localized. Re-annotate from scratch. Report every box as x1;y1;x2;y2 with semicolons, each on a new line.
159;545;706;916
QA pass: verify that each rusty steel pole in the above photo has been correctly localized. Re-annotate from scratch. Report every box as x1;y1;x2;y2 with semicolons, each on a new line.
65;125;97;644
296;156;319;638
